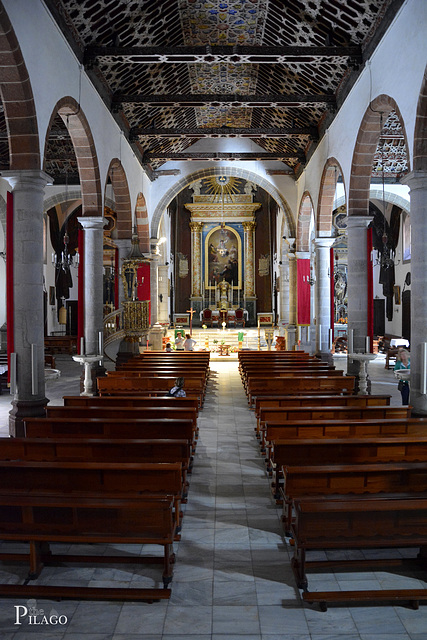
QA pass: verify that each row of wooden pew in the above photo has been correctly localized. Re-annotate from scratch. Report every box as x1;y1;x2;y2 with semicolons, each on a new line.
98;351;210;408
239;350;427;610
0;352;210;602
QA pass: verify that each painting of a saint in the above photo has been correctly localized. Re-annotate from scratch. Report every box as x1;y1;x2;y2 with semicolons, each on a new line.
205;226;241;288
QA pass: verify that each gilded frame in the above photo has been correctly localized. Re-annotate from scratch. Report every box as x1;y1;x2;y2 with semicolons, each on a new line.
205;225;242;290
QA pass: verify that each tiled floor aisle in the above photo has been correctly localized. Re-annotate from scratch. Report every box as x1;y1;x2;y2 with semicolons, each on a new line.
0;357;426;637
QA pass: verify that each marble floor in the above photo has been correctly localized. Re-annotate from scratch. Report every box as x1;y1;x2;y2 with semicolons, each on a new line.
0;354;426;638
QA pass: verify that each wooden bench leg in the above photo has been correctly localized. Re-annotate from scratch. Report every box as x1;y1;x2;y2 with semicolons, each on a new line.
291;547;307;591
162;543;174;589
28;541;51;579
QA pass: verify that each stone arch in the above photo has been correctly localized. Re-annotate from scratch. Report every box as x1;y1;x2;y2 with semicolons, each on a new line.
150;167;295;239
43;97;102;215
348;94;410;217
297;192;314;252
334;189;410;215
413;64;427;172
0;2;39;169
106;159;132;239
317;158;345;236
135;193;150;254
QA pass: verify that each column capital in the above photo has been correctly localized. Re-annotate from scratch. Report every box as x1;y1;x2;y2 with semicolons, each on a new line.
242;220;256;232
314;236;335;249
78;216;106;230
346;215;373;230
114;238;132;250
189;221;203;232
400;170;427;190
0;169;52;192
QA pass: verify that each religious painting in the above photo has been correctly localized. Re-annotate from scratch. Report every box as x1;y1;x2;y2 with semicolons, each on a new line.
394;285;401;305
205;225;242;289
403;212;411;263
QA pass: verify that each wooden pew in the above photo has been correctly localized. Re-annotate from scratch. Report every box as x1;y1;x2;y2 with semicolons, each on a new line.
63;394;200;415
44;335;77;355
97;376;205;407
0;493;175;601
281;460;427;534
46;405;198;431
0;459;184;535
0;436;192;493
260;405;410;454
255;394;392;433
247;376;355;406
290;493;427;605
24;416;196;451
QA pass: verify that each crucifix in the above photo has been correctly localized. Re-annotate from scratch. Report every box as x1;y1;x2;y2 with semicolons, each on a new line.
186;305;196;336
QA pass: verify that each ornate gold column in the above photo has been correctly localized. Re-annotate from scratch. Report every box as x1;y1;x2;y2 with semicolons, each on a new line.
243;220;256;299
190;221;203;298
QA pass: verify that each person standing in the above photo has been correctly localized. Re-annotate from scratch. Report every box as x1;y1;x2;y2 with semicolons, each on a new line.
394;348;410;405
184;333;197;351
175;332;185;351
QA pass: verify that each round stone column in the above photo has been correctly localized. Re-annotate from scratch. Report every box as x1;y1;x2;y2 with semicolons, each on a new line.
190;221;203;298
401;171;427;414
1;170;51;436
78;216;105;356
314;237;335;354
346;215;373;374
149;254;159;325
157;264;170;324
279;254;290;326
243;221;256;298
286;239;297;349
115;238;131;309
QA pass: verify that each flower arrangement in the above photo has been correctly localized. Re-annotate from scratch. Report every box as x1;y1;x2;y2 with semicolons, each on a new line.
337;317;348;324
202;324;207;329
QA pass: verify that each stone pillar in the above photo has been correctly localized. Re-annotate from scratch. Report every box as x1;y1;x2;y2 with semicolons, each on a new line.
314;237;335;355
401;171;427;414
78;216;105;357
286;239;297;350
115;238;131;309
190;221;203;298
346;215;373;375
1;170;51;436
243;220;256;322
279;254;290;326
149;254;159;325
158;264;170;324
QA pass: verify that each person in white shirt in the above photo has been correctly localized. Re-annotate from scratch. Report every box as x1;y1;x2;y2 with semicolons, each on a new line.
184;333;197;351
174;332;185;351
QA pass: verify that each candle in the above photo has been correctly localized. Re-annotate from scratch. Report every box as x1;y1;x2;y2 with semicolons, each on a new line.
9;352;16;395
329;328;333;350
307;326;310;342
318;324;322;351
365;336;370;353
98;331;103;356
80;336;84;355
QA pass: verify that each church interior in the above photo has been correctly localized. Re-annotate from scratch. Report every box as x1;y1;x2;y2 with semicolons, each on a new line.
0;0;427;636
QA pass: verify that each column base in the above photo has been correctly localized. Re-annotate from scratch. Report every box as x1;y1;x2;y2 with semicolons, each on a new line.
9;396;49;437
115;339;140;368
409;392;427;416
286;325;297;351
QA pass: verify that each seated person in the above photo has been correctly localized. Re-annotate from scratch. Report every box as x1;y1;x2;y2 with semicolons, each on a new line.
165;342;173;352
169;377;186;397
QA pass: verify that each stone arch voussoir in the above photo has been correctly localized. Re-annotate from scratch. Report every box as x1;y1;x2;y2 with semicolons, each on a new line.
43;97;102;216
349;94;409;217
107;159;132;239
0;1;39;170
150;167;295;240
317;158;345;236
297;192;314;253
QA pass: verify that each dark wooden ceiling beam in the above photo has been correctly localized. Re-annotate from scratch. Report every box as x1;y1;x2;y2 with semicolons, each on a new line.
113;94;336;109
84;45;362;67
142;152;305;163
129;126;318;141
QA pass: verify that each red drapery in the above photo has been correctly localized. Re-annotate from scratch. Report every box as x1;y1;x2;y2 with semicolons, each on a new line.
77;228;84;354
297;258;310;326
137;262;151;325
6;191;13;382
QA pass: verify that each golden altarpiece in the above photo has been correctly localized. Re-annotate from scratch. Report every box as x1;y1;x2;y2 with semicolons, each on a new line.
184;177;261;322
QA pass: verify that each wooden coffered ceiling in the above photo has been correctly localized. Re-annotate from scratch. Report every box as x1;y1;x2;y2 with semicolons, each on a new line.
11;1;409;182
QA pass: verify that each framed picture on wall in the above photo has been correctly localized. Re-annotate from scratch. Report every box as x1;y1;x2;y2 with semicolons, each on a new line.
49;286;55;306
394;285;401;305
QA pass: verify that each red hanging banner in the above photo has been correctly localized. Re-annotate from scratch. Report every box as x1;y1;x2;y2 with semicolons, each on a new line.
137;262;151;325
297;258;311;326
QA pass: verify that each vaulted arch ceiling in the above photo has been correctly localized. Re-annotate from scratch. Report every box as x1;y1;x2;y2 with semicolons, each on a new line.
43;0;404;180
